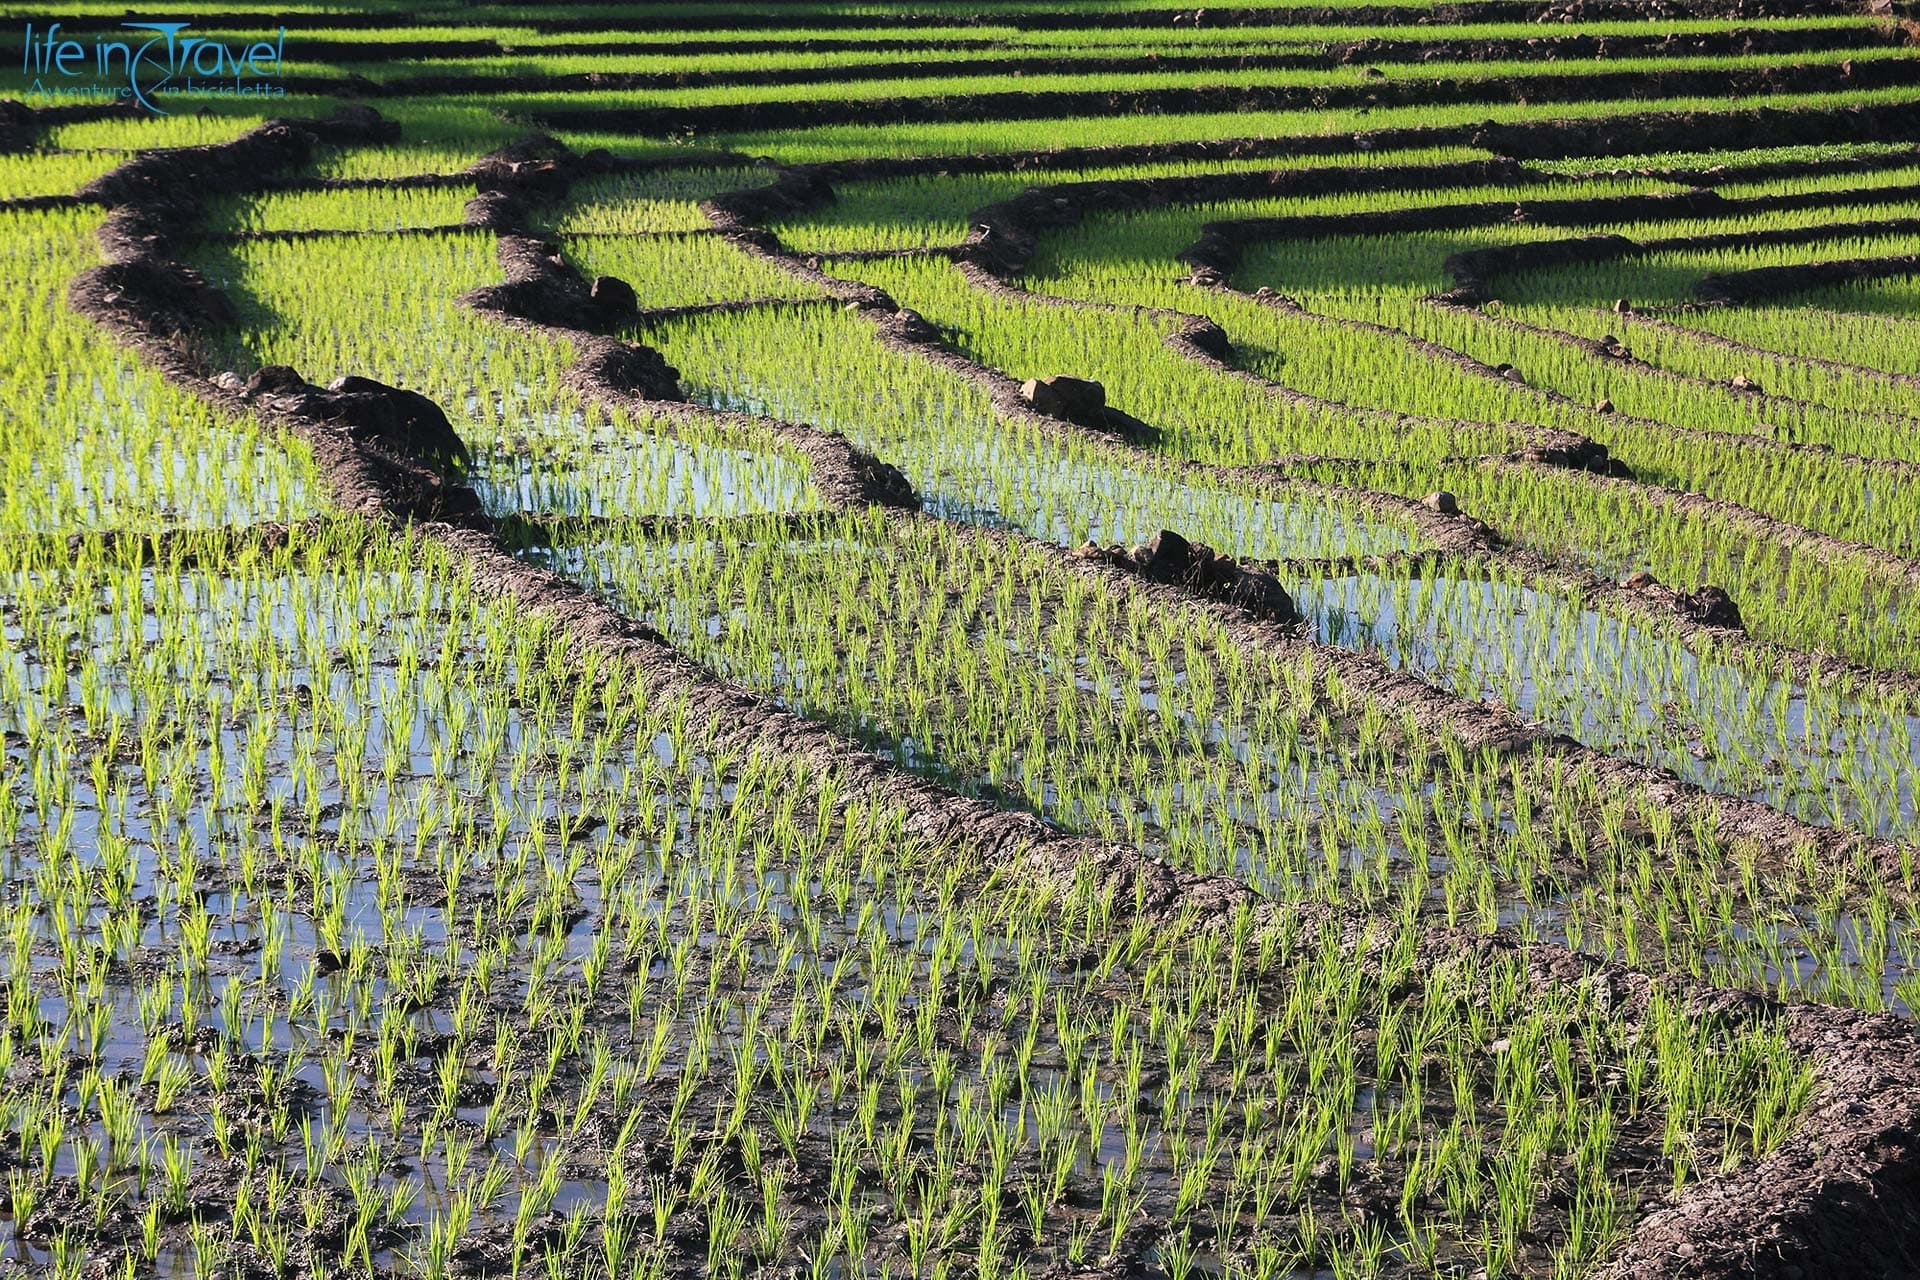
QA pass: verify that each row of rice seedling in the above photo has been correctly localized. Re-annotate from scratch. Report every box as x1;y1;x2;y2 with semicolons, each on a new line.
1524;141;1920;177
566;230;829;307
772;145;1495;255
503;23;1026;46
38;101;339;153
310;101;533;178
0;148;122;200
1660;275;1920;374
1;207;322;531
0;524;1827;1276
542;167;762;234
482;45;1910;123
205;183;477;235
534;508;1920;1011
1327;458;1920;673
1289;561;1920;841
316;39;1317;83
187;224;824;520
643;300;1421;556
1502;233;1920;312
1217;223;1920;452
721;83;1920;164
1324;288;1920;459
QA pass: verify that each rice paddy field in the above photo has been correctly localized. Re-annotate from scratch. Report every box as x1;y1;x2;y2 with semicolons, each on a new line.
4;0;1920;1276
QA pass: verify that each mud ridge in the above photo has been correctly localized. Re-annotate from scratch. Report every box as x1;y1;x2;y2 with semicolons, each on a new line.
192;223;476;243
0;516;382;572
624;296;841;328
1470;95;1920;160
259;171;476;193
1310;539;1920;701
1487;455;1920;591
1696;250;1920;303
457;137;917;512
1425;295;1920;474
1594;998;1920;1280
493;509;825;550
1588;146;1920;189
0;97;138;152
1620;308;1920;389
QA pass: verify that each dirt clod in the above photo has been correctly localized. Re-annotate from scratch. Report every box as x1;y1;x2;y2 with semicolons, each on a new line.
1020;374;1107;421
1076;529;1299;624
589;274;637;316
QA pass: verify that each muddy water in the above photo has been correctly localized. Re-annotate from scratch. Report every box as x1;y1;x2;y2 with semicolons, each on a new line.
466;430;820;520
1294;572;1920;840
642;306;1413;559
5;559;1688;1280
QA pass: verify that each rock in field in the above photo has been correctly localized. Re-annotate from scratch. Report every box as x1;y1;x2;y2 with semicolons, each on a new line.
321;376;471;470
589;275;637;316
1075;529;1299;624
1021;374;1107;422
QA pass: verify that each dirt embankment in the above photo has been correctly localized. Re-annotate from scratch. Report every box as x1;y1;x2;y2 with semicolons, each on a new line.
1696;251;1920;303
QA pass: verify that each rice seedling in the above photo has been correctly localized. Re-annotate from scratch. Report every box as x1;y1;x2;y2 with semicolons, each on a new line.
1;208;323;530
186;224;824;519
9;2;1920;1271
0;148;122;199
